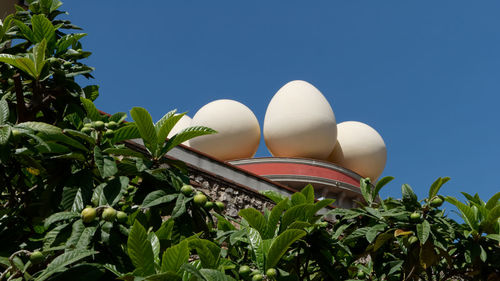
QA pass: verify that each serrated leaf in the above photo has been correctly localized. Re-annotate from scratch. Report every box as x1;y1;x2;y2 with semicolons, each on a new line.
485;192;500;210
280;204;311;232
148;232;161;267
264;198;288;239
188;239;220;269
0;99;9;125
171;194;189;219
14;19;35;42
199;269;236;281
155;110;179;142
239;208;267;236
36;250;97;281
300;184;315;203
417;220;431;245
31;14;55;43
161;126;216;155
446;196;478;232
360;178;372;205
374;176;394;198
428;177;450;199
291;192;307;206
0;126;11;145
111;123;141;143
94;146;117;178
82;85;99;101
402;184;418;205
109;112;127;123
266;229;306;269
44;212;80;229
161;240;189;273
128;221;156;276
17;121;61;135
246;227;265;271
80;97;102;121
308;198;335;221
63;129;95;145
130;107;158;155
260;190;288;204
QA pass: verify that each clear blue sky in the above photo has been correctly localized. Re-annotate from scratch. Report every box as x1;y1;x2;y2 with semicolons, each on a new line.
63;1;499;206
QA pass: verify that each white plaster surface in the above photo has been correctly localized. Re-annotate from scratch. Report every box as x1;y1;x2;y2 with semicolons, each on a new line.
189;99;261;161
328;121;387;181
263;80;337;160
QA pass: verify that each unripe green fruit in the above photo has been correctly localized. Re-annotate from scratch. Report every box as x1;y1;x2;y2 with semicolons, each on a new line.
430;197;444;207
104;129;114;137
29;251;44;264
193;193;207;206
215;201;225;210
356;270;365;279
408;236;419;244
93;121;105;130
102;207;117;222
239;265;251;276
107;121;118;129
204;201;214;210
81;207;96;223
410;212;421;222
84;123;92;128
252;274;264;281
116;211;127;223
180;184;194;196
81;127;92;133
266;268;277;278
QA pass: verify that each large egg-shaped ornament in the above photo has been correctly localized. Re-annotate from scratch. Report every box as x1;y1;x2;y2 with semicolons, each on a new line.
263;80;337;159
189;99;260;161
167;115;192;146
328;121;387;181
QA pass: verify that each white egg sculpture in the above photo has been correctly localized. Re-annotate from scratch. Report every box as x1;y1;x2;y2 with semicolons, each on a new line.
189;99;261;161
328;121;387;181
263;80;337;160
167;114;192;146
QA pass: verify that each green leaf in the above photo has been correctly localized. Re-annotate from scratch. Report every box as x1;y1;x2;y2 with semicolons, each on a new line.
128;221;156;276
419;241;438;270
14;19;35;42
485;192;500;210
246;227;265;271
143;272;182;281
130;107;158;156
31;14;55;43
44;212;80;229
446;196;478;232
417;220;431;245
266;229;306;269
0;54;36;78
374;176;394;199
94;146;118;178
103;147;145;158
80;97;102;121
109;112;127;123
32;39;47;76
142;190;176;208
428;177;450;199
38;132;89;152
264;198;288;239
239;208;267;236
188;239;220;269
35;250;97;281
17;121;61;135
308;198;335;221
156;219;175;241
111;123;141;143
291;192;307;206
260;190;288;204
0;99;9;125
199;269;236;281
486;205;500;225
161;126;216;155
402;184;418;205
372;230;393;252
155;110;180;143
171;194;189;219
280;204;311;232
63;129;95;145
0;126;11;145
360;178;372;205
82;85;99;101
300;184;315;204
161;240;189;273
148;232;161;267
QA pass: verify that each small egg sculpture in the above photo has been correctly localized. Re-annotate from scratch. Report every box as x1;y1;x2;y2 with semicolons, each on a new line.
263;80;337;160
167;114;192;146
328;121;387;181
189;99;261;161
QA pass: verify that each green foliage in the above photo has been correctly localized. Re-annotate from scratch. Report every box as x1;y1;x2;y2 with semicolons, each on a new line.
0;2;499;281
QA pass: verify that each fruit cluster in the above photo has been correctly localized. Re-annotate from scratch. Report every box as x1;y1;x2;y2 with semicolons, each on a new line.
80;120;120;138
239;265;278;280
81;206;127;224
181;184;225;212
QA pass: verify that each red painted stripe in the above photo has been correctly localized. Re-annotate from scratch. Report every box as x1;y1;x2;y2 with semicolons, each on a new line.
236;162;360;187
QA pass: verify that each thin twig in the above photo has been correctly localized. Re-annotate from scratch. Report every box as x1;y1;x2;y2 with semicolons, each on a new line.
12;74;26;123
